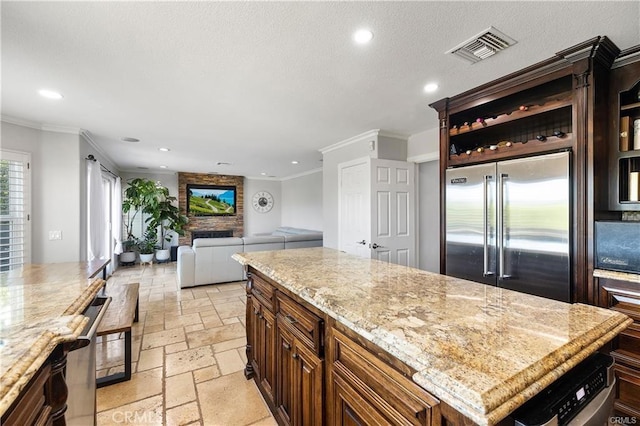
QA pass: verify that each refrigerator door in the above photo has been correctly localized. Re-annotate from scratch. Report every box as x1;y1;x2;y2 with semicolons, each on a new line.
446;163;497;285
497;151;570;301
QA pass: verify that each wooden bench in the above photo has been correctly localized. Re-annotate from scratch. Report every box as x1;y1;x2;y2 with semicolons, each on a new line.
96;282;139;387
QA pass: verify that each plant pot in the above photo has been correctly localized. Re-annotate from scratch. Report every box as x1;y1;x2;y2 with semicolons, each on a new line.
155;249;170;262
120;251;136;264
139;253;154;264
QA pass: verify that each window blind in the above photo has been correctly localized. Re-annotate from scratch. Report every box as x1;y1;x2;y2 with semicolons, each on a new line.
0;158;26;271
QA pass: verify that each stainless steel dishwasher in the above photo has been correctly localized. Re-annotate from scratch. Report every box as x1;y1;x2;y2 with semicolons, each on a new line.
66;295;110;426
511;352;616;426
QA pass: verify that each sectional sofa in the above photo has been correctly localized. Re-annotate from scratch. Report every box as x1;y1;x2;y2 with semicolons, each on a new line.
177;227;322;288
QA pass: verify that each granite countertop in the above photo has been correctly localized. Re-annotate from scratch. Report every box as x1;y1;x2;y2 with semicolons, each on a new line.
233;247;632;426
0;263;106;417
594;268;640;283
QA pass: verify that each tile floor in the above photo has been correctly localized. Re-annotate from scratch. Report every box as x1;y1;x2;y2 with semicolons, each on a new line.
96;263;277;426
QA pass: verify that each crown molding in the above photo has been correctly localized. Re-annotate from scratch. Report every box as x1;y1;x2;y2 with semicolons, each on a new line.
245;174;281;181
280;167;322;181
407;151;439;163
1;115;81;134
80;130;119;170
318;129;409;155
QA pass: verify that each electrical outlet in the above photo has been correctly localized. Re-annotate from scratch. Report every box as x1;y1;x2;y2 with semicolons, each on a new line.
49;230;62;240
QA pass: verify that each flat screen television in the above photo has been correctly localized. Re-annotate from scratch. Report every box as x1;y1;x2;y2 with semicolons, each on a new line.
186;184;236;216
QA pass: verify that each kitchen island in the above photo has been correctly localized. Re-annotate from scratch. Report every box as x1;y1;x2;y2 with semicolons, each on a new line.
233;247;632;425
0;262;107;424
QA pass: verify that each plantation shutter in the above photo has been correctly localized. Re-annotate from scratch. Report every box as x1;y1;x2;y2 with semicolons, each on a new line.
0;151;30;271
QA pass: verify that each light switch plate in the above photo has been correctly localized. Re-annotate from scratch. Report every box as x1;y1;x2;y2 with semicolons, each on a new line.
49;230;62;240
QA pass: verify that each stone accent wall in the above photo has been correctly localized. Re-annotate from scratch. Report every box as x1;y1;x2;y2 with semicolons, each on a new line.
177;173;244;246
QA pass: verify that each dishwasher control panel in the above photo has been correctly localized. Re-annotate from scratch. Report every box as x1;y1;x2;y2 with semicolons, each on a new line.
512;352;614;426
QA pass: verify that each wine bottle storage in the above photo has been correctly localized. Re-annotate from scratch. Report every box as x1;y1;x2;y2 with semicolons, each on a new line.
448;106;572;164
619;157;640;203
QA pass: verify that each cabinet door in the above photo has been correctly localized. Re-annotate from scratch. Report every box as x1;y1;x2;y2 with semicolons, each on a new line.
261;307;276;405
293;340;323;426
331;370;391;426
249;296;262;379
597;277;640;415
276;323;295;425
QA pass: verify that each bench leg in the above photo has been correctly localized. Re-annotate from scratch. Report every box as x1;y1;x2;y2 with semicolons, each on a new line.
134;297;139;323
96;329;132;388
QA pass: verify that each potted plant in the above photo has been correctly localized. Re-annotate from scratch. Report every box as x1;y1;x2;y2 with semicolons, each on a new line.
121;178;161;265
138;228;157;264
147;185;188;263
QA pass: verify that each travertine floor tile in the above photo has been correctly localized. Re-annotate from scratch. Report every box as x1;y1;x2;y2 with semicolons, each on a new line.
165;345;216;377
197;371;270;425
187;322;245;348
97;264;276;425
137;347;163;372
141;327;186;350
165;372;196;408
216;349;246;375
97;367;163;412
166;401;200;426
97;394;163;425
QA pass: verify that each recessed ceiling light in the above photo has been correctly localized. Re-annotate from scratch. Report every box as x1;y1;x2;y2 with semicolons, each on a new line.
260;172;267;176
423;83;439;93
291;161;299;165
159;147;170;152
354;29;373;44
159;165;168;169
38;89;63;100
121;137;140;143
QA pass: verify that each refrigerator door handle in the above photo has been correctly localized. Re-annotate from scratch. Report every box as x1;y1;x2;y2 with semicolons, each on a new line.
498;173;512;280
483;175;495;277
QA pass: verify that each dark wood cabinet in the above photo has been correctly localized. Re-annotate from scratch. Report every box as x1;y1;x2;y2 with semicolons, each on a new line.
275;320;324;426
596;275;640;416
245;270;324;426
245;274;277;406
607;46;640;211
430;36;620;304
327;325;440;426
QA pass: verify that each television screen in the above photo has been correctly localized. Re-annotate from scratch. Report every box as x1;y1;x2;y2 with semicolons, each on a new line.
187;184;236;216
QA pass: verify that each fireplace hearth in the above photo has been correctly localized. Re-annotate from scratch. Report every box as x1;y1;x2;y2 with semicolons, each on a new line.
191;230;234;244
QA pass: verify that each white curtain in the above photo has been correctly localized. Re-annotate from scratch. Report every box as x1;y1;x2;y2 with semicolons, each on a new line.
87;160;106;260
113;177;123;254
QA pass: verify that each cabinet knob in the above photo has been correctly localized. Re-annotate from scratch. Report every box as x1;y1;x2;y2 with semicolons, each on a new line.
282;342;291;351
292;353;299;360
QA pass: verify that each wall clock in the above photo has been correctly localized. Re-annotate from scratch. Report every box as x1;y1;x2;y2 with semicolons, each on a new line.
252;191;274;213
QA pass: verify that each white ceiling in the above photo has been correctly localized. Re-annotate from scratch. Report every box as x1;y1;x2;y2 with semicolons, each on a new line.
2;1;639;179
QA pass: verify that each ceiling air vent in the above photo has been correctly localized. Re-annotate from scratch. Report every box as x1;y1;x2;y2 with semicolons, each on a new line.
446;27;517;63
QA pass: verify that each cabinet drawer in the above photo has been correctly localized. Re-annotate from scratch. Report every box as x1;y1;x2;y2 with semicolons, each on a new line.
330;327;439;425
251;273;275;312
277;292;323;355
613;363;640;416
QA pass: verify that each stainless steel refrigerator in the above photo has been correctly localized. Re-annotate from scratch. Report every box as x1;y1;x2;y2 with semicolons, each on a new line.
445;151;571;302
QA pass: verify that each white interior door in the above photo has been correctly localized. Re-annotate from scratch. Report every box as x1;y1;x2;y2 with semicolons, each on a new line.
370;159;416;267
338;159;371;258
339;158;416;266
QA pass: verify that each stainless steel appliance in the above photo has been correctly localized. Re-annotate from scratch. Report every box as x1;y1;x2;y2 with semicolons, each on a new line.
511;352;615;425
66;295;110;426
446;151;571;301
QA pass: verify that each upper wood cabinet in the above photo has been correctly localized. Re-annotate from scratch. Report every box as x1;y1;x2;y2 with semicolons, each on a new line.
608;46;640;211
430;36;620;303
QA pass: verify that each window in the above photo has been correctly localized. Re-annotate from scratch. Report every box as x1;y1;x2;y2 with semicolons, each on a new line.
0;150;31;271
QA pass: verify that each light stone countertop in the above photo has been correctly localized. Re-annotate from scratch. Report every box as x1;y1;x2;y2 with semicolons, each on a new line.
233;247;632;426
0;263;107;417
594;268;640;283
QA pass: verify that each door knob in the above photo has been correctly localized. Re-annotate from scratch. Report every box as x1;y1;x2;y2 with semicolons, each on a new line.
356;240;366;245
370;243;384;249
